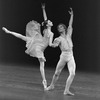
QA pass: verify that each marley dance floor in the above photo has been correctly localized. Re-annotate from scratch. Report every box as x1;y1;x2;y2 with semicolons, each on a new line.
0;64;99;100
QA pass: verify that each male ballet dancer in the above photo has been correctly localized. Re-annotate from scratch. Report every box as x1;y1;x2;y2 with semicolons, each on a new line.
2;4;54;90
46;8;76;95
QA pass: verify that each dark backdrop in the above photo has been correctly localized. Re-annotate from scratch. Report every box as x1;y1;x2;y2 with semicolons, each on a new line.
0;0;100;72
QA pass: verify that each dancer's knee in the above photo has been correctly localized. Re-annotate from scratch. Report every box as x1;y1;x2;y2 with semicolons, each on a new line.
68;66;76;77
40;63;44;71
39;57;46;62
40;66;44;70
54;70;61;77
70;71;75;77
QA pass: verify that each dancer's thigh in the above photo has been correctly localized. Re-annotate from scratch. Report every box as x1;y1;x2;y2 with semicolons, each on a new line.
55;58;66;73
67;56;76;75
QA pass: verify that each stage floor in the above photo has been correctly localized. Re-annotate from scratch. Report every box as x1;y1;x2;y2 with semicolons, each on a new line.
0;64;99;100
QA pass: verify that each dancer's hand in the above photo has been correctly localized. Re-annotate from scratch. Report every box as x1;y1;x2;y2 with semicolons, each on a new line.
68;7;73;15
41;3;45;9
2;27;10;33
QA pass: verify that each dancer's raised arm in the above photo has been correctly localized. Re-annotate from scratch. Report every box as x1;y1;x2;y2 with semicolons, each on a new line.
67;8;74;36
2;27;27;41
41;4;54;47
42;3;47;21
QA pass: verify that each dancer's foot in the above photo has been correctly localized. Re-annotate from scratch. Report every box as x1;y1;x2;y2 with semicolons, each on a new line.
42;80;47;90
64;90;74;96
45;85;54;91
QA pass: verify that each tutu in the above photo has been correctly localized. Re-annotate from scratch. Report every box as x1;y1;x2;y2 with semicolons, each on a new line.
25;20;47;61
25;20;53;61
25;37;46;61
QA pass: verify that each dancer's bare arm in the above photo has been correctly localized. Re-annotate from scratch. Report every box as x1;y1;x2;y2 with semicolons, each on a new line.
67;8;73;36
49;32;54;46
51;37;60;47
2;27;27;41
42;3;47;21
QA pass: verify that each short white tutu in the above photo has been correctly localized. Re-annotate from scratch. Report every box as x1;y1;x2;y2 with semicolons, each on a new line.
25;36;47;61
25;20;50;61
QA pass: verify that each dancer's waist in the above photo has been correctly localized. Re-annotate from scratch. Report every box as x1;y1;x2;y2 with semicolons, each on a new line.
61;48;73;52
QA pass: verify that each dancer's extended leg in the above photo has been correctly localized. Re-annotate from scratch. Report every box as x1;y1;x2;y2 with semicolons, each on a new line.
46;58;66;90
2;27;27;41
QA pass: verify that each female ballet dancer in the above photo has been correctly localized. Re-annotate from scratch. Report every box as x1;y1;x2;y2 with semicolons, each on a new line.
46;8;76;95
2;4;54;90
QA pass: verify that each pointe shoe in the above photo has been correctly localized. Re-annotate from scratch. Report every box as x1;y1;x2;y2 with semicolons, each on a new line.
64;90;74;96
42;80;47;90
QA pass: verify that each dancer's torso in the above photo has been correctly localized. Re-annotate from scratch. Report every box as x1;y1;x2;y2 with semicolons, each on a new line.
58;35;73;52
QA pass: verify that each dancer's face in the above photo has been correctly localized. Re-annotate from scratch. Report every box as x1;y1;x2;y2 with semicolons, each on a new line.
47;20;53;26
58;25;66;33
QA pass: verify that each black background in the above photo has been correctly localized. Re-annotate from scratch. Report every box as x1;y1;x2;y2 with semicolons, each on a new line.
0;0;100;73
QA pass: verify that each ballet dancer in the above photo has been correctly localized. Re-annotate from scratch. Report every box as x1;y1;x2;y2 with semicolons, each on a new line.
2;4;54;90
46;8;76;95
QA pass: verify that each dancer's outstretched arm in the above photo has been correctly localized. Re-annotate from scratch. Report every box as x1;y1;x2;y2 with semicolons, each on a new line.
42;3;47;21
67;8;73;36
51;37;60;47
2;27;27;41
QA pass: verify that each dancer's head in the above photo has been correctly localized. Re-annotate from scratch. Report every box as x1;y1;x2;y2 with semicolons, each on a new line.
42;20;53;28
26;20;41;37
57;24;67;34
46;20;53;27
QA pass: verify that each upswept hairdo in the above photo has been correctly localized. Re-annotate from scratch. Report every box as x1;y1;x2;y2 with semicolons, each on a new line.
41;20;48;29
